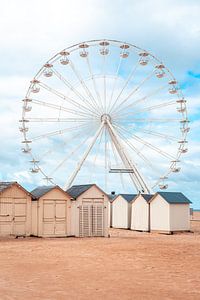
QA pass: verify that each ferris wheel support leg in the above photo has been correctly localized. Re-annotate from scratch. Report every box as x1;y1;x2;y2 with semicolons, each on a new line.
63;123;104;190
107;120;151;194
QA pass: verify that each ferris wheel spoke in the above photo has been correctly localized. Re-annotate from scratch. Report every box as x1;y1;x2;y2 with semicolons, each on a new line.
114;126;162;176
108;59;140;113
115;117;181;123
25;117;92;123
89;127;104;183
137;128;179;142
111;70;155;115
114;100;177;118
69;60;101;113
107;55;123;113
38;81;99;118
113;122;176;160
30;98;96;119
112;85;167;118
52;67;100;115
38;125;93;160
49;130;95;176
31;123;92;141
86;56;104;113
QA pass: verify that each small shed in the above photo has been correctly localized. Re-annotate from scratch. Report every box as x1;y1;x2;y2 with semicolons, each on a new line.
0;182;32;237
131;194;153;232
31;185;71;237
112;194;136;229
150;192;191;233
67;184;109;237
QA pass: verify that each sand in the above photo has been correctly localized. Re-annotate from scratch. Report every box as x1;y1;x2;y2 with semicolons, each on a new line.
0;215;200;300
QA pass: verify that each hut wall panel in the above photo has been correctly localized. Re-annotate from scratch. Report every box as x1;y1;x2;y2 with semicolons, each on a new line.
131;196;149;231
112;196;129;229
150;195;170;231
170;203;190;231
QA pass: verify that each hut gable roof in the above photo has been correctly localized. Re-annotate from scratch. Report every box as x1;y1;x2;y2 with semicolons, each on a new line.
0;181;31;196
31;185;69;199
67;184;95;198
154;192;192;204
132;193;154;203
0;182;16;193
114;194;137;203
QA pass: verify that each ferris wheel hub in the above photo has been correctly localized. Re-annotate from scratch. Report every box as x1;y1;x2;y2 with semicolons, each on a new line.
101;114;111;123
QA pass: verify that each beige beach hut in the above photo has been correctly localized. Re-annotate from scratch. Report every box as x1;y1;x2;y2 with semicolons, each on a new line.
0;182;32;237
31;185;71;237
67;184;109;237
112;194;136;229
150;192;191;233
131;194;153;232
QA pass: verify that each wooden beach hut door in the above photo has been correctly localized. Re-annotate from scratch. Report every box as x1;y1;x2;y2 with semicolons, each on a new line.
79;202;104;237
0;198;27;236
42;200;67;236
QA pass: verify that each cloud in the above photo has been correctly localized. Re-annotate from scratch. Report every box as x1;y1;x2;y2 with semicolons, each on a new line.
0;0;200;207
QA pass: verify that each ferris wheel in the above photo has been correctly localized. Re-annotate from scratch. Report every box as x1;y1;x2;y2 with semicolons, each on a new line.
20;39;189;193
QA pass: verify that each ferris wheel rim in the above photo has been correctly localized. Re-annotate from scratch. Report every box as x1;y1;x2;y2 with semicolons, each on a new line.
20;39;189;191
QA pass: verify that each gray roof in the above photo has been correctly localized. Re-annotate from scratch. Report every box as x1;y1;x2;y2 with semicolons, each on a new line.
67;184;94;198
0;182;16;193
141;194;154;202
118;194;137;202
158;192;192;204
31;186;57;199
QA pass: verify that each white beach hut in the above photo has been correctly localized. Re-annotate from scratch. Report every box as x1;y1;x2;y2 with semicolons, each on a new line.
0;182;32;237
112;194;136;229
31;185;71;237
131;194;153;232
67;184;109;237
150;192;191;233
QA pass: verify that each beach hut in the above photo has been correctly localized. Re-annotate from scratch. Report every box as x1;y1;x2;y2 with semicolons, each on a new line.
131;194;153;232
31;185;71;237
112;194;136;229
0;182;32;237
67;184;109;237
150;192;191;233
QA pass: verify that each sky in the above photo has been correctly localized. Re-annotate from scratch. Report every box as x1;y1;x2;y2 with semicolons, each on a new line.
0;0;200;207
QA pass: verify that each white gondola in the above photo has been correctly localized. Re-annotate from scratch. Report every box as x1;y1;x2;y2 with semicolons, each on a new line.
171;167;181;173
120;51;129;58
176;99;186;104
181;127;190;133
159;184;168;190
31;79;40;93
169;87;177;94
179;148;188;153
169;80;177;85
43;63;53;77
22;98;32;103
178;140;187;144
19;119;29;123
79;50;88;58
19;127;28;132
21;147;31;153
139;52;149;66
155;64;165;78
30;159;40;164
30;168;39;173
177;107;186;113
24;106;32;112
180;119;189;124
60;51;70;65
22;140;32;143
99;41;109;55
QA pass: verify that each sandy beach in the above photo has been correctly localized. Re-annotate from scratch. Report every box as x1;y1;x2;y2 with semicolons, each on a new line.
0;214;200;300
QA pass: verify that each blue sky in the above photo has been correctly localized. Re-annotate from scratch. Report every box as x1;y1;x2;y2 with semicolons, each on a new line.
0;0;200;207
